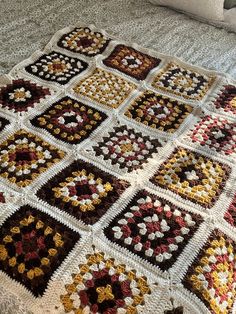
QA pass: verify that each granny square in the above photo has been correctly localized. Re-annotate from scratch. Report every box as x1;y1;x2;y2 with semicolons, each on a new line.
105;190;202;270
183;230;236;314
57;27;110;56
37;160;129;225
210;85;236;115
152;62;216;100
60;249;151;313
30;96;107;145
0;205;80;296
103;44;161;80
0;79;51;113
184;115;236;157
150;147;231;208
124;91;193;133
25;51;88;85
91;125;162;173
73;68;136;109
0;130;65;187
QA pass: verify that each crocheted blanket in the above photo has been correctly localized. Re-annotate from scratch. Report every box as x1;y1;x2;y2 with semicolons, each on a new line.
0;22;236;314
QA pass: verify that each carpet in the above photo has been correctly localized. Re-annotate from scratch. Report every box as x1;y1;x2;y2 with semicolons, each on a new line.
0;22;236;314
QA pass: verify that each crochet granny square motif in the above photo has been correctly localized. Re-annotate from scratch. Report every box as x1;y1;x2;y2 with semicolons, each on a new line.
152;62;216;100
0;79;51;113
30;96;107;145
209;85;236;115
25;51;88;85
184;115;236;157
57;27;110;56
103;44;161;80
105;190;202;270
183;230;236;314
150;147;231;208
0;130;65;187
73;68;136;109
37;160;129;225
124;90;193;133
60;249;151;314
91;124;162;173
0;205;80;296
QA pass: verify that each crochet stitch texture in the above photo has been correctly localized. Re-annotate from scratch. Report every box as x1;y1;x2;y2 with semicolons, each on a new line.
0;23;236;314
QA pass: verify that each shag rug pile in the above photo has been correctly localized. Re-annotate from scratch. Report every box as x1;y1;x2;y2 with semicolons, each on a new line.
0;23;236;314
